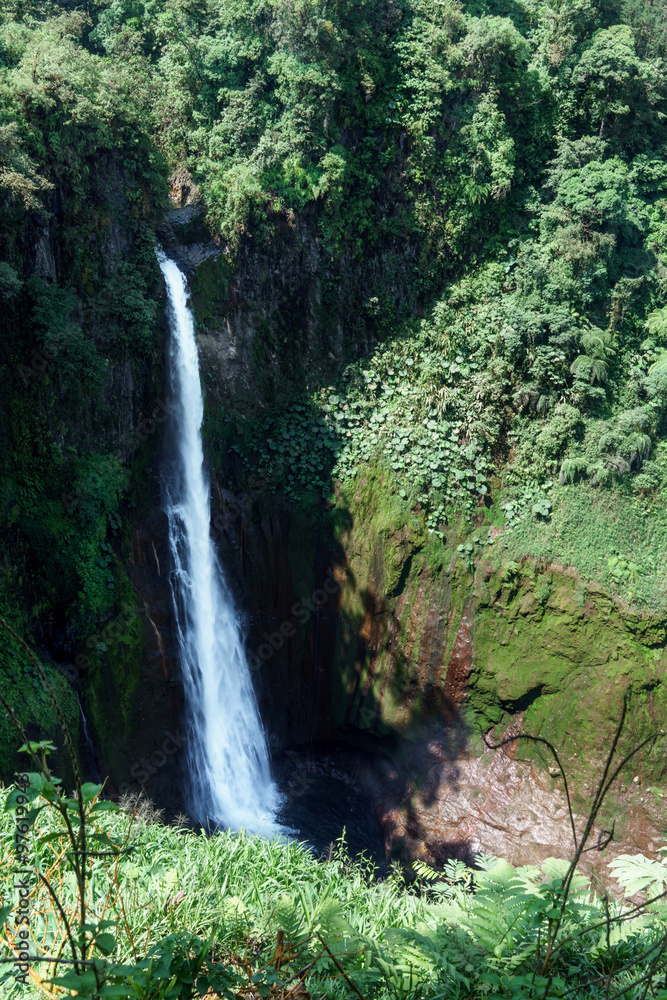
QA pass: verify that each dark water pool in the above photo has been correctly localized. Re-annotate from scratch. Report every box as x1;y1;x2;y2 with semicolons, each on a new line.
275;749;388;871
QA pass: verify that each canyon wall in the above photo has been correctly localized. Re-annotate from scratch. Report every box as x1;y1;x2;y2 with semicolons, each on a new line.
5;187;666;851
88;207;667;832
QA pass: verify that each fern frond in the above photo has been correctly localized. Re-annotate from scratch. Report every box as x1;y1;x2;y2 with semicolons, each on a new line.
540;857;591;892
570;353;609;384
316;898;354;937
380;927;473;991
461;862;536;952
590;358;609;383
272;893;306;938
412;859;440;882
581;327;615;359
647;306;667;345
560;458;588;484
649;352;667;374
474;853;499;872
608;853;667;898
570;354;593;378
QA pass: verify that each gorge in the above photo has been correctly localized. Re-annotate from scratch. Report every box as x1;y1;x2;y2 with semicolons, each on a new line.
2;1;667;994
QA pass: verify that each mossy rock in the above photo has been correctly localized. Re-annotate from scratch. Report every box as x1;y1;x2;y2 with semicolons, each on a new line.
190;254;232;331
0;632;79;787
329;468;471;736
469;560;667;782
325;469;667;785
84;576;144;773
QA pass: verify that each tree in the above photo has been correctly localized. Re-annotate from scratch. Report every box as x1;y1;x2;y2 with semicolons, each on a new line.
570;23;666;149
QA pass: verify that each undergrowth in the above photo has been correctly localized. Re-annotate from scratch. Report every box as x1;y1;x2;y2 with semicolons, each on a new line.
503;481;667;613
1;787;667;999
0;642;666;1000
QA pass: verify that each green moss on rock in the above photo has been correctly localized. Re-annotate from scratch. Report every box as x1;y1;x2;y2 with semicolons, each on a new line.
469;560;667;782
84;571;143;775
0;630;79;786
190;255;232;332
326;470;667;785
330;468;469;736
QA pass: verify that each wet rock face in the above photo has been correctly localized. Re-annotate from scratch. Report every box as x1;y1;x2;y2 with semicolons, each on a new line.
84;500;190;818
161;196;423;421
265;731;666;886
209;488;338;749
201;471;667;870
190;218;350;417
367;726;667;884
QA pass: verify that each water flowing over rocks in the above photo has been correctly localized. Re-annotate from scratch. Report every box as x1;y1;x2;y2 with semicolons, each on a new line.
159;255;280;833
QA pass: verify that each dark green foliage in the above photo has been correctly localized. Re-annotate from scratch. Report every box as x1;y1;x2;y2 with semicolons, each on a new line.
185;0;667;610
0;627;78;780
0;3;166;687
81;0;557;278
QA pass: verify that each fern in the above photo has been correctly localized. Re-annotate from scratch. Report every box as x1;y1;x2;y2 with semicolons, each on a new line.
412;858;475;903
580;327;615;359
560;457;588;484
475;853;500;871
646;306;667;345
460;860;536;954
376;927;472;997
540;857;591;894
571;353;609;384
316;897;354;938
271;892;306;939
608;851;667;899
412;859;440;882
649;352;667;374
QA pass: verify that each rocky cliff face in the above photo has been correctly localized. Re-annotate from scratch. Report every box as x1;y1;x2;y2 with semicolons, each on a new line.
11;152;164;459
160;192;421;419
51;189;667;865
201;466;667;867
0;150;166;783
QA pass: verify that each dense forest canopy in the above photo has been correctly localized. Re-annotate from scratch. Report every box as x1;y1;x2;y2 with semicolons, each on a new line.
2;0;667;670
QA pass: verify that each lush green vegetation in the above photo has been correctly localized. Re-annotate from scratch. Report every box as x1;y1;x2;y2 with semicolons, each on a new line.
1;0;667;994
0;1;166;757
2;773;667;999
1;0;667;643
100;0;667;609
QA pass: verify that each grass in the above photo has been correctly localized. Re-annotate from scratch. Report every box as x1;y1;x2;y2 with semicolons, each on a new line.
1;786;667;999
504;481;667;613
0;795;428;998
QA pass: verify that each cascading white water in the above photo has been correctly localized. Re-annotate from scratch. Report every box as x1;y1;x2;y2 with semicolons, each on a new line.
159;254;280;835
76;692;100;783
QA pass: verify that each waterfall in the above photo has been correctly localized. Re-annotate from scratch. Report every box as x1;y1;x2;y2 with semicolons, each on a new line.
159;254;280;835
76;691;100;783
